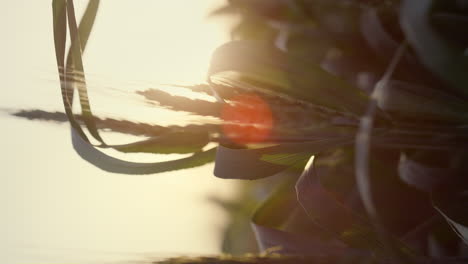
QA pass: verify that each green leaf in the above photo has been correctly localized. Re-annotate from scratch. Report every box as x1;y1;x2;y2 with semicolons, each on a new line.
72;0;100;55
113;132;210;154
208;41;371;117
398;153;458;192
71;130;216;175
375;80;468;122
400;0;468;97
214;137;353;180
251;174;353;256
260;153;311;168
296;155;417;259
52;0;67;69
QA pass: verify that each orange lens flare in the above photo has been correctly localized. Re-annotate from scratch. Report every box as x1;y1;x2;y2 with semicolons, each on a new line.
221;94;273;144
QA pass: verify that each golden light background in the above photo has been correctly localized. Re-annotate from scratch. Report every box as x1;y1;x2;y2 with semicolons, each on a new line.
0;1;239;263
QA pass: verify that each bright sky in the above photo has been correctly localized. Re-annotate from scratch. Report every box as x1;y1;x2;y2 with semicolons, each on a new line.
0;1;239;263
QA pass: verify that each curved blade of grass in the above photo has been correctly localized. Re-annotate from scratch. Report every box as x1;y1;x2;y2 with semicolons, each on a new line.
65;0;105;144
52;0;217;173
53;0;89;142
354;42;412;262
53;0;100;143
61;0;215;153
71;129;215;175
398;153;457;192
62;0;100;110
52;0;67;71
400;0;468;97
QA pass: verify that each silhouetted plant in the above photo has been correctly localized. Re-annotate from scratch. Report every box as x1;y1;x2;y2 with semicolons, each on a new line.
13;0;468;263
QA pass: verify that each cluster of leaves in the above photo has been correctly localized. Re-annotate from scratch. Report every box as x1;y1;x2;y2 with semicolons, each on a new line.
13;0;467;263
206;1;468;263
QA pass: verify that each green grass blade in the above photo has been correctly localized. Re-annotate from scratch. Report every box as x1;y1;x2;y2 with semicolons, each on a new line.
112;132;210;154
71;129;216;175
65;0;105;144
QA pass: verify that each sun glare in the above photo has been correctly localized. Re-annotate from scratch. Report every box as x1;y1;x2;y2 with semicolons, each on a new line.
75;0;234;128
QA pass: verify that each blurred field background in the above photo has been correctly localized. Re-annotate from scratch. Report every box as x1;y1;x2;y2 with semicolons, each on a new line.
0;1;243;263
